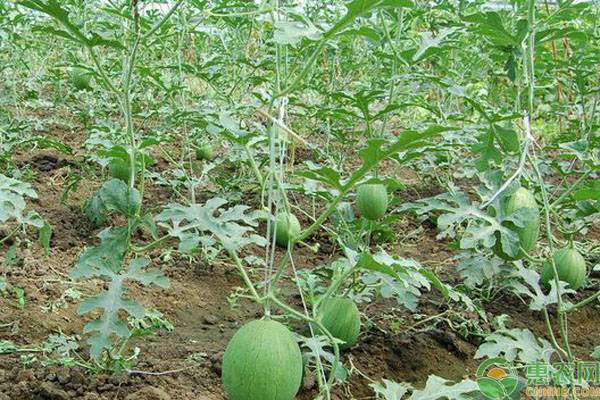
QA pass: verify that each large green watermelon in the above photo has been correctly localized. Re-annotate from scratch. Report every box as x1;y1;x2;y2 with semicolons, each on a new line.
222;319;303;400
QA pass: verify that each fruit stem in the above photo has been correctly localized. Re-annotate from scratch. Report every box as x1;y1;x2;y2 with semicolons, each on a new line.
131;235;170;253
519;247;545;264
550;169;593;209
542;308;568;360
0;226;20;245
244;144;265;186
317;265;359;308
565;290;600;313
228;250;261;301
298;240;319;253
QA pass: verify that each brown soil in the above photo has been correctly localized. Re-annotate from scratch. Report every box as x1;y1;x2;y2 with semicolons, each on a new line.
1;125;599;400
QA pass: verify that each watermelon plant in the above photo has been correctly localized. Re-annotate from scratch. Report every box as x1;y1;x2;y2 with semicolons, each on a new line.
16;0;185;368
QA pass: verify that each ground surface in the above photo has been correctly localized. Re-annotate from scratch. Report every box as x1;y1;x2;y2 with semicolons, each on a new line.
1;122;599;400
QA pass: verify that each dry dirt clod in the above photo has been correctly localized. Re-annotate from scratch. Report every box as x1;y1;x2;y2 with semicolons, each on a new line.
203;314;219;325
38;382;69;400
97;383;115;392
125;386;171;400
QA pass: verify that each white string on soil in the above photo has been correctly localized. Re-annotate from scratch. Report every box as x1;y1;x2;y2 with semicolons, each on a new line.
126;365;195;376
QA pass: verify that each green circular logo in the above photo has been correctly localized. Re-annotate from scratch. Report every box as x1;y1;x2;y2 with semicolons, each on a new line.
476;358;519;399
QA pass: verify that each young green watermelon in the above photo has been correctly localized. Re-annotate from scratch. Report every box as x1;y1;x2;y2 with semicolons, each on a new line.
541;247;587;290
109;159;131;184
70;67;91;91
356;183;388;221
272;212;301;247
222;319;303;400
317;297;361;349
493;188;540;260
195;144;214;161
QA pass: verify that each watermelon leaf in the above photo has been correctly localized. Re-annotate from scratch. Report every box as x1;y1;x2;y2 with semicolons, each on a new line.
0;174;43;228
409;375;478;400
508;264;575;311
370;379;410;399
475;328;554;364
156;198;267;252
77;257;169;360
